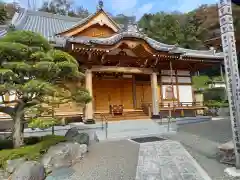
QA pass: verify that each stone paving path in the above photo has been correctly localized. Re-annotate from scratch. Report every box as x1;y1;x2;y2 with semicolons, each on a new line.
46;139;213;180
135;140;212;180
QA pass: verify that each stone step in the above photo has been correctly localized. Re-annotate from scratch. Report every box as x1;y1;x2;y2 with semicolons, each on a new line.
94;115;150;121
94;114;148;118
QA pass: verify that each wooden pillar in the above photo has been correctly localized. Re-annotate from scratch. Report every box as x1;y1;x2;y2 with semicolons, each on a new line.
85;69;94;123
151;72;160;119
132;75;137;109
181;109;184;117
170;61;174;117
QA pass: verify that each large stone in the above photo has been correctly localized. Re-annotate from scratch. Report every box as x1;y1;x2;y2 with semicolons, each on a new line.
83;129;99;145
0;169;9;180
68;124;100;144
65;127;79;141
72;132;90;145
218;140;234;151
79;144;88;154
65;126;99;146
218;141;235;165
11;161;45;180
45;167;75;180
6;158;26;173
41;142;87;173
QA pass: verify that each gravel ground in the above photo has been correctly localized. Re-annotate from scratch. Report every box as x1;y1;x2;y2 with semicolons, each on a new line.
71;140;139;180
177;118;233;143
162;118;240;180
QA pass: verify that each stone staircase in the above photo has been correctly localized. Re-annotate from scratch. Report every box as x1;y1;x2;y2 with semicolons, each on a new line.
94;110;150;121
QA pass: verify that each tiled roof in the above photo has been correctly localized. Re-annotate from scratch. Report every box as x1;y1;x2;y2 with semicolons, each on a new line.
178;48;223;59
0;8;223;60
12;9;81;40
67;32;174;52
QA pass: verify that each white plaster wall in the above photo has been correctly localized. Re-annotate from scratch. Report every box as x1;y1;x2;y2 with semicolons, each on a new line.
214;83;226;88
9;91;16;101
177;76;191;83
177;70;190;76
161;76;176;83
178;85;193;103
161;70;175;75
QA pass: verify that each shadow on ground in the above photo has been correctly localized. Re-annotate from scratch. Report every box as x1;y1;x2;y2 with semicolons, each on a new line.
163;118;238;180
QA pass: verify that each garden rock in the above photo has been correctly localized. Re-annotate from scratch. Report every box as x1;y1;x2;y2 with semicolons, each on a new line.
72;132;90;145
66;126;99;145
65;127;79;140
6;158;26;173
0;169;9;180
79;144;88;154
41;142;87;173
11;161;45;180
218;140;235;165
45;167;75;180
81;129;99;145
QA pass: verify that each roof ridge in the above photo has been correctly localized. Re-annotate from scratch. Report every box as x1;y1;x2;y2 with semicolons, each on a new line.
178;47;215;54
57;9;120;35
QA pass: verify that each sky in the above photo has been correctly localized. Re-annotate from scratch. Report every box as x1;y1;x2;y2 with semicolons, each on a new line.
3;0;219;20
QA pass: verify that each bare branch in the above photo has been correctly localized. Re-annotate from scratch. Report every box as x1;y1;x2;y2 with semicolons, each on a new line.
25;99;40;108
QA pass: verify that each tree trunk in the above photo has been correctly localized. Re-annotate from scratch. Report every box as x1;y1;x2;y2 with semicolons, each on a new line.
12;113;24;148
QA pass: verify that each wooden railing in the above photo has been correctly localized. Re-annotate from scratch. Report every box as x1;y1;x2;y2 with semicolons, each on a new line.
159;101;203;108
142;101;204;112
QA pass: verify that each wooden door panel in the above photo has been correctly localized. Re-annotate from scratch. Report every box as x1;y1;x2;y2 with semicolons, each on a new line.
93;79;109;111
122;80;133;109
108;80;121;105
143;84;152;103
136;85;143;109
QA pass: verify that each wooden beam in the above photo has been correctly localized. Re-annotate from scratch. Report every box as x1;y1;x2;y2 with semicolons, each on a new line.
91;66;156;74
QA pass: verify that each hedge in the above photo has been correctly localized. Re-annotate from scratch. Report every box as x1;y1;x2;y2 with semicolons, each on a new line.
203;87;226;102
0;135;66;168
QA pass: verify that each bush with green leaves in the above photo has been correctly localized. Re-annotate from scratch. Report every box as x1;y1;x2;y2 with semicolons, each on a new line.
0;30;91;148
203;87;226;102
204;100;229;108
192;75;210;90
0;135;66;168
28;117;60;129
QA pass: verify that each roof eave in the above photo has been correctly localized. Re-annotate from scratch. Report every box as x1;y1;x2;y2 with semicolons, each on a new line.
56;8;121;36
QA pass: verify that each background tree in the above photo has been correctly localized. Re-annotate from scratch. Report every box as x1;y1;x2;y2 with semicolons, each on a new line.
113;14;136;25
0;30;91;148
139;12;183;45
39;0;89;18
68;6;89;18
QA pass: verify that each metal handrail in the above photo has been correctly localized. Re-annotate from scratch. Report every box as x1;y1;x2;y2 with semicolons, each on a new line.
100;113;108;139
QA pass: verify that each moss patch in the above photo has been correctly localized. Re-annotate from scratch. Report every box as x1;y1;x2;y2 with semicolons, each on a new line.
0;135;66;169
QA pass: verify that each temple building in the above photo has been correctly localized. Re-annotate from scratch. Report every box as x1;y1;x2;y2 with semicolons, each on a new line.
0;2;224;122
